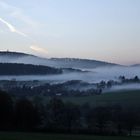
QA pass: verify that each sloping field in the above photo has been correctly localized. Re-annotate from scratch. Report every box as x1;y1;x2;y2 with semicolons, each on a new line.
62;90;140;107
0;132;139;140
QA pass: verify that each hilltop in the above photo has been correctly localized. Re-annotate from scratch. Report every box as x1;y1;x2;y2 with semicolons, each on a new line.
0;51;119;69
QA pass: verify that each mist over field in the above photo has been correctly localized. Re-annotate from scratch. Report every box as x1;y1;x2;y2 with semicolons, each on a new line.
0;53;117;69
0;52;140;92
89;66;140;82
0;65;139;83
105;84;140;93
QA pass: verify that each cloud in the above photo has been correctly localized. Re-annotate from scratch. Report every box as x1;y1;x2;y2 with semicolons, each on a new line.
30;45;48;54
0;17;28;37
0;1;14;10
0;1;44;54
0;1;41;30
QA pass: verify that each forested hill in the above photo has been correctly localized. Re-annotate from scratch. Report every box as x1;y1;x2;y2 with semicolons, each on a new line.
0;63;62;75
0;51;119;68
0;51;34;57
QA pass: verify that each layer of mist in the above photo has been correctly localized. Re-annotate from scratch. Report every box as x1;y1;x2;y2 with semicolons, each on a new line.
105;84;140;93
0;52;140;91
0;52;117;69
0;66;139;83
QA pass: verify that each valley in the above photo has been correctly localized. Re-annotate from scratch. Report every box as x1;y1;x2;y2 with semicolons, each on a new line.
0;51;140;136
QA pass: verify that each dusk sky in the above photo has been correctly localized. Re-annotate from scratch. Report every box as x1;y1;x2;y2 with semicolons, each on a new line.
0;0;140;65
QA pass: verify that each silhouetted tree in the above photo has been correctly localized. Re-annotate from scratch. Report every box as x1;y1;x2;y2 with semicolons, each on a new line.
119;76;126;82
87;106;112;134
111;105;124;135
45;98;65;130
123;108;140;136
0;90;13;130
133;76;139;82
107;81;112;88
14;98;40;130
63;102;81;131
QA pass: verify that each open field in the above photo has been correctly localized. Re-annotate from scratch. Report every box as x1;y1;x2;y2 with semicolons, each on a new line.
61;90;140;107
0;132;140;140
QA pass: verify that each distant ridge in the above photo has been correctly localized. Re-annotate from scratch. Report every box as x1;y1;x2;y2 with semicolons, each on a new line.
50;57;119;68
0;51;35;57
131;64;140;67
0;51;120;69
0;63;62;75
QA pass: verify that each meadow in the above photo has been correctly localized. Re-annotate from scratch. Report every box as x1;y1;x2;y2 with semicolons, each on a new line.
61;90;140;107
0;132;140;140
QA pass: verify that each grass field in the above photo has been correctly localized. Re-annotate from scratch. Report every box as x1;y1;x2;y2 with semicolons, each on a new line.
0;132;140;140
36;90;140;108
61;90;140;107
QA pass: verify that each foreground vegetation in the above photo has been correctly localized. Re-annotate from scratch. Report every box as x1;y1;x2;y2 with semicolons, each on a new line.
0;132;140;140
1;90;140;136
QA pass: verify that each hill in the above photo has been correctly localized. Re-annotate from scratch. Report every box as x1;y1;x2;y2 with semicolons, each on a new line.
131;64;140;67
0;51;119;69
50;58;118;69
0;63;62;75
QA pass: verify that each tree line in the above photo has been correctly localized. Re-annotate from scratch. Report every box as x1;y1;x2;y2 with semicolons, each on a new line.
0;90;140;136
0;63;62;75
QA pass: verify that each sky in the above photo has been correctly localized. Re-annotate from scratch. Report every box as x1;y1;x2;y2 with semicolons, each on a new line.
0;0;140;65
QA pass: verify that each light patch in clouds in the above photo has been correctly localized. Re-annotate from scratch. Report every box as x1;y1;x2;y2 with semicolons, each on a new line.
0;17;27;37
30;45;48;55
